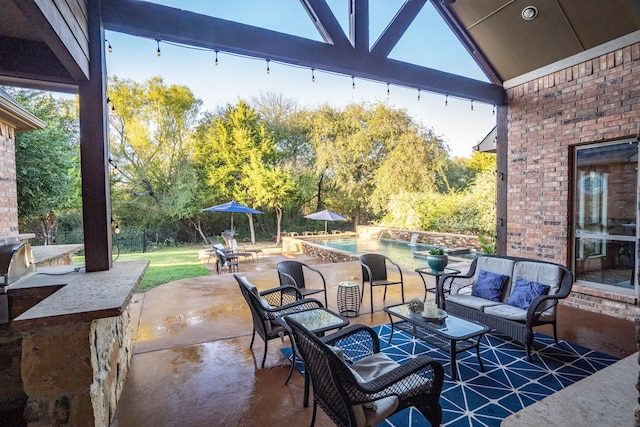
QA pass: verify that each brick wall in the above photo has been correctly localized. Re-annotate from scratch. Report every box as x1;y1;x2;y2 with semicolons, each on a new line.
0;121;19;236
506;42;640;319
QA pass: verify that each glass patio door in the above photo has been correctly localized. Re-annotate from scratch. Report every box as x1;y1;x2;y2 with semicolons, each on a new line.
573;139;638;293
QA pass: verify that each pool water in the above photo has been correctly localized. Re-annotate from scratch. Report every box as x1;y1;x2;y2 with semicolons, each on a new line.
311;237;476;270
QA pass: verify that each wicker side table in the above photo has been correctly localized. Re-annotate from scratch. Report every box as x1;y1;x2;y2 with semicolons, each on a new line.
337;281;360;317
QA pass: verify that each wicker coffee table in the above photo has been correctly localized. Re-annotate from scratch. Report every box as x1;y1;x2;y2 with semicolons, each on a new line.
384;302;490;381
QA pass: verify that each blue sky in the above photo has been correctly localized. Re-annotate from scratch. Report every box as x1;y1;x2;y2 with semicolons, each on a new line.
104;1;497;157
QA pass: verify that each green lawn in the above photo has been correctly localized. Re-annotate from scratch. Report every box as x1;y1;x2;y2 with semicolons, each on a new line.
74;245;211;293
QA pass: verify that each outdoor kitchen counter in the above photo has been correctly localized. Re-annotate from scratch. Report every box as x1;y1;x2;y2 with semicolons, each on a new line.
11;260;148;330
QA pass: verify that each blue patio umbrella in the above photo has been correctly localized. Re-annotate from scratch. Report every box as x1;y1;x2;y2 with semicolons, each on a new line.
304;209;348;233
203;201;263;230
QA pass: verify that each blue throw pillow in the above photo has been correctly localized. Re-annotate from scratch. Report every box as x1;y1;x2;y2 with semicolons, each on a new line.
471;270;509;302
505;278;551;310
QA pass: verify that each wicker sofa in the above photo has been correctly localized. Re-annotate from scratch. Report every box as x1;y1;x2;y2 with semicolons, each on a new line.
437;255;573;361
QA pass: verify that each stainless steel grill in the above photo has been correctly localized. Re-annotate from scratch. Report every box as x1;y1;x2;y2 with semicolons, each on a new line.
0;241;36;323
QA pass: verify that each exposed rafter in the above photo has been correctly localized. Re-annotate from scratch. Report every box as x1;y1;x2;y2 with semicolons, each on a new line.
371;0;427;58
300;0;351;48
101;0;505;105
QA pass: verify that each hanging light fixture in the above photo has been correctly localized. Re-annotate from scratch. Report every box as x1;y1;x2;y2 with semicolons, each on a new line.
445;95;448;106
156;39;161;57
105;39;112;54
352;76;356;90
214;50;219;66
311;68;315;83
266;59;270;74
417;89;421;101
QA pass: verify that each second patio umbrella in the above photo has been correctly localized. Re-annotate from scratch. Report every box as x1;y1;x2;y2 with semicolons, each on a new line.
304;209;348;233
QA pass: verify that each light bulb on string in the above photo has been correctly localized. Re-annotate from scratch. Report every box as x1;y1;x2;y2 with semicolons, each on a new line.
311;68;315;83
387;83;390;97
492;105;496;115
214;50;219;67
445;95;448;107
417;89;421;101
105;39;112;54
266;59;270;74
352;76;356;90
470;100;474;111
156;39;161;57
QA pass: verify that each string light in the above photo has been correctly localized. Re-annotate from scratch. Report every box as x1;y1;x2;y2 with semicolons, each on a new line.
141;37;492;113
492;105;496;115
105;39;112;54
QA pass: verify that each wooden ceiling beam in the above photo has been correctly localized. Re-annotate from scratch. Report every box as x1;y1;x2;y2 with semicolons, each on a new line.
371;0;427;58
102;0;505;104
0;36;78;92
300;0;351;48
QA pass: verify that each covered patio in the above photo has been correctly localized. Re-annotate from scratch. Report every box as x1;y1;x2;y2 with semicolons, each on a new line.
111;249;636;426
0;0;639;425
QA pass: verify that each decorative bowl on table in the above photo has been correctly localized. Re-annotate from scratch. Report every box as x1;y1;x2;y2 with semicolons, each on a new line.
410;308;448;322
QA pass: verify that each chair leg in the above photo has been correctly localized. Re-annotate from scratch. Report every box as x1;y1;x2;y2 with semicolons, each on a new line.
383;284;388;301
552;322;558;343
401;282;405;303
370;283;374;315
309;401;317;427
261;339;268;368
249;329;256;349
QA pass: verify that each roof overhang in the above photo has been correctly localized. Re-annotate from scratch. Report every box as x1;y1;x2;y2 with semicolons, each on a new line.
0;88;46;133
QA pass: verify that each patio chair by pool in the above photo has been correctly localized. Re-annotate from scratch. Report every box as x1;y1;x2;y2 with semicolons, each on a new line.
284;318;444;427
277;261;328;307
234;274;324;368
215;248;238;274
359;254;405;314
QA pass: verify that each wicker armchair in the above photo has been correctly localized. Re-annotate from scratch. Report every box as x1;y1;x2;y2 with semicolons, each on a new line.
285;318;444;427
234;274;324;367
359;254;405;314
277;260;328;307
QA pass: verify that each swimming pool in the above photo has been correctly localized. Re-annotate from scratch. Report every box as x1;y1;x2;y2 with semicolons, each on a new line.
310;237;477;270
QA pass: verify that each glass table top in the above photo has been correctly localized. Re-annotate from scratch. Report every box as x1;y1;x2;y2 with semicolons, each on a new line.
284;308;347;333
385;303;489;339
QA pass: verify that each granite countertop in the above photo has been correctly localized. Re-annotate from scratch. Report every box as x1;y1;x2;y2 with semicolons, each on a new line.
31;244;84;266
11;260;149;330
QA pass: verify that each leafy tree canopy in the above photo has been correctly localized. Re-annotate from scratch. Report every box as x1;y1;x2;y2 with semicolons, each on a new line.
6;88;80;221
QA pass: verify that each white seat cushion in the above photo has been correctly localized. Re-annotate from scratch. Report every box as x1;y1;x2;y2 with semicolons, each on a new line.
447;294;503;311
485;303;556;321
484;303;527;321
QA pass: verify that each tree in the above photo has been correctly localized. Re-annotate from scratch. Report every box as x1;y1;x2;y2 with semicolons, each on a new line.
302;102;448;224
7;88;80;244
194;100;277;242
108;76;205;238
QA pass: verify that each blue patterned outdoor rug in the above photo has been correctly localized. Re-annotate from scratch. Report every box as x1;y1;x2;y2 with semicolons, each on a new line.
281;323;618;426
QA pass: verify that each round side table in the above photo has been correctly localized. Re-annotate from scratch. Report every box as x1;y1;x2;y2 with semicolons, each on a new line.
337;281;360;317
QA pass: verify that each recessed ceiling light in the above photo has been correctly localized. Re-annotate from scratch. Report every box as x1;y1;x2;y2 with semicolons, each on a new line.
522;6;538;20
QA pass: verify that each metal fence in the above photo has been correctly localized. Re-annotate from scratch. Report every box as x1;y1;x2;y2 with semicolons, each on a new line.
27;227;181;254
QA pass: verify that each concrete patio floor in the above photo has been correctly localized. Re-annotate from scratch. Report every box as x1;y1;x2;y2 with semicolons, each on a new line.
111;248;637;427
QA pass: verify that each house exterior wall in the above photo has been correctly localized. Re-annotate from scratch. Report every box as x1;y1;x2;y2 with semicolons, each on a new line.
506;42;640;320
0;120;18;236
